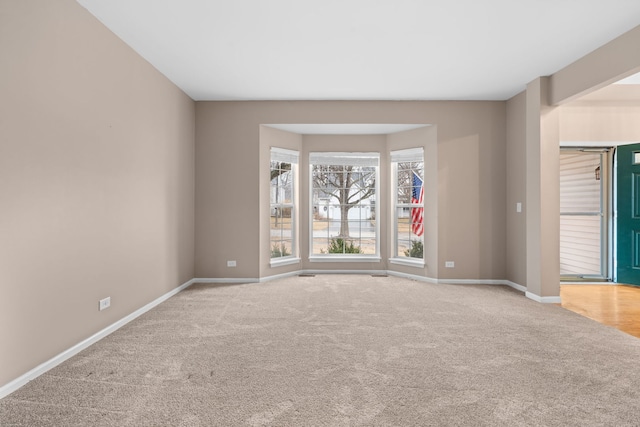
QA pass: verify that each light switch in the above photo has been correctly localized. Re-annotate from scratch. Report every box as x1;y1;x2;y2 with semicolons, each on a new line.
516;202;522;213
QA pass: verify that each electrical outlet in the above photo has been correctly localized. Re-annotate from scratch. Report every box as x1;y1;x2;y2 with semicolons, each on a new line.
99;297;111;311
445;261;455;268
227;260;237;267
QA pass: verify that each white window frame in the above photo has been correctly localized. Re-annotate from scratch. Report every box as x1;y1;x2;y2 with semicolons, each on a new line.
309;152;380;262
390;147;425;267
270;147;300;267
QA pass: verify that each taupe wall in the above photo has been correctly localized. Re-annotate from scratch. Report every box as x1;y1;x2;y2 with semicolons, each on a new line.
560;102;640;142
506;92;527;286
195;101;506;281
0;0;195;386
550;25;640;105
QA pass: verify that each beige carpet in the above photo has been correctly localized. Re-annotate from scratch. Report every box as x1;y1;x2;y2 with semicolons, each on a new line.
2;275;640;426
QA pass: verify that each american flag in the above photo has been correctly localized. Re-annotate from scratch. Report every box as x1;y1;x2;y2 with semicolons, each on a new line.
411;171;424;237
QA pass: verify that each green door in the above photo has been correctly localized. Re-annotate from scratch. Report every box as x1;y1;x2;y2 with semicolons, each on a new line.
616;143;640;286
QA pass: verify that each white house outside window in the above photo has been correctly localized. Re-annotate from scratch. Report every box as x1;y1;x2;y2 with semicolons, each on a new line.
391;148;424;265
310;152;379;260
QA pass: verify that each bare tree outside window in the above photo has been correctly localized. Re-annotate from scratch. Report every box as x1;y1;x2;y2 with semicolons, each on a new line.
310;153;379;256
312;164;375;238
271;162;292;228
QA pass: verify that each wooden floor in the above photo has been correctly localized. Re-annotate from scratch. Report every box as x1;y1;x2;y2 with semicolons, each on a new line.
560;284;640;339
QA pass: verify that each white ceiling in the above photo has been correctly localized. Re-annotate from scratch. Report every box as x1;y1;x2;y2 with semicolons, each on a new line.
77;0;640;101
615;72;640;85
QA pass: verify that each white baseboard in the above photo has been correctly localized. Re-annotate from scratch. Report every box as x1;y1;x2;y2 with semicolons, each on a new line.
386;270;438;284
500;280;527;293
444;280;557;302
525;291;562;304
254;270;514;287
193;277;259;284
0;278;196;400
256;269;438;283
439;278;509;285
435;278;529;295
259;270;300;283
302;269;386;275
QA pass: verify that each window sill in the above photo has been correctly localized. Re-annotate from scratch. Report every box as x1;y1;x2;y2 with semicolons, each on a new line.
309;255;382;263
389;257;425;268
270;257;301;267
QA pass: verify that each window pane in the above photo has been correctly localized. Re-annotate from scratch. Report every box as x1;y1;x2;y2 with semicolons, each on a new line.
393;156;424;259
312;237;327;254
270;150;297;259
310;155;378;256
270;241;291;258
328;220;342;237
397;238;411;257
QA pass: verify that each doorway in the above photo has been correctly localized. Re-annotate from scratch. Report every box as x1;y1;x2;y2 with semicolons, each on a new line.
560;143;640;286
559;148;610;281
615;142;640;286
